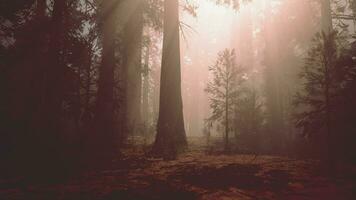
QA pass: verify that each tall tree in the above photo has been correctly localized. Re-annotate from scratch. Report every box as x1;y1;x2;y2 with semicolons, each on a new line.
205;49;245;151
0;0;49;172
40;0;66;135
152;0;187;159
92;0;119;159
263;1;287;152
294;32;338;170
122;0;144;136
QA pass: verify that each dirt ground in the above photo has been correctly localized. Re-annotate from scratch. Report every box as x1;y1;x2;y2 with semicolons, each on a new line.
1;137;355;200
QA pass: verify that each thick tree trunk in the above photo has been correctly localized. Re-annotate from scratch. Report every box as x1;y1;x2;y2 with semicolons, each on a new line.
0;0;49;173
152;0;187;159
36;0;66;155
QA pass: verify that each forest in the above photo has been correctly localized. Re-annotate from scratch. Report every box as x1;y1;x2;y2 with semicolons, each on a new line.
0;0;356;199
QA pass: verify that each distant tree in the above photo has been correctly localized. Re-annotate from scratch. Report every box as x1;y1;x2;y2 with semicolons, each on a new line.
293;31;338;169
121;0;145;137
205;49;245;151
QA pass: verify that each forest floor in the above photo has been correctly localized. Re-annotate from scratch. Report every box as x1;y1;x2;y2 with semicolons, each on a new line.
1;137;356;200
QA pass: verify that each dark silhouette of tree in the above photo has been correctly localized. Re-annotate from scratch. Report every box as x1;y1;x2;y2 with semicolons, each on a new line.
0;0;50;174
333;40;356;161
293;31;338;170
152;0;187;159
92;0;120;159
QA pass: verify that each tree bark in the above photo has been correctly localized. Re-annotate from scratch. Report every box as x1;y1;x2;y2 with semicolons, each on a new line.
152;0;187;159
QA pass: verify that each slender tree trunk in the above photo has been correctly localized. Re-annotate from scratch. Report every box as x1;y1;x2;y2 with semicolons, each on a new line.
325;60;334;172
122;0;144;137
152;0;187;159
225;81;229;151
152;63;160;120
142;45;150;143
321;0;335;172
84;49;92;118
323;34;336;173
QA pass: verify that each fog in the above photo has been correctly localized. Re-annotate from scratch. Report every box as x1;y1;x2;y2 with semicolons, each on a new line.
180;0;319;136
1;0;356;198
181;0;236;136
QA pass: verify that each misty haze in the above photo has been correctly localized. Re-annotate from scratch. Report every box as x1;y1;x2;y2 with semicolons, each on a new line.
1;0;356;199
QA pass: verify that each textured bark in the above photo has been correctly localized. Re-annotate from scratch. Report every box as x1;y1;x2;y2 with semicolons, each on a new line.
152;0;187;159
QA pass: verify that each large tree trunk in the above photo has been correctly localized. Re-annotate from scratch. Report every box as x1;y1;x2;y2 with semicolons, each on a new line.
92;0;119;159
122;0;144;137
22;0;68;175
43;0;66;132
152;0;187;159
32;0;66;163
0;0;49;173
